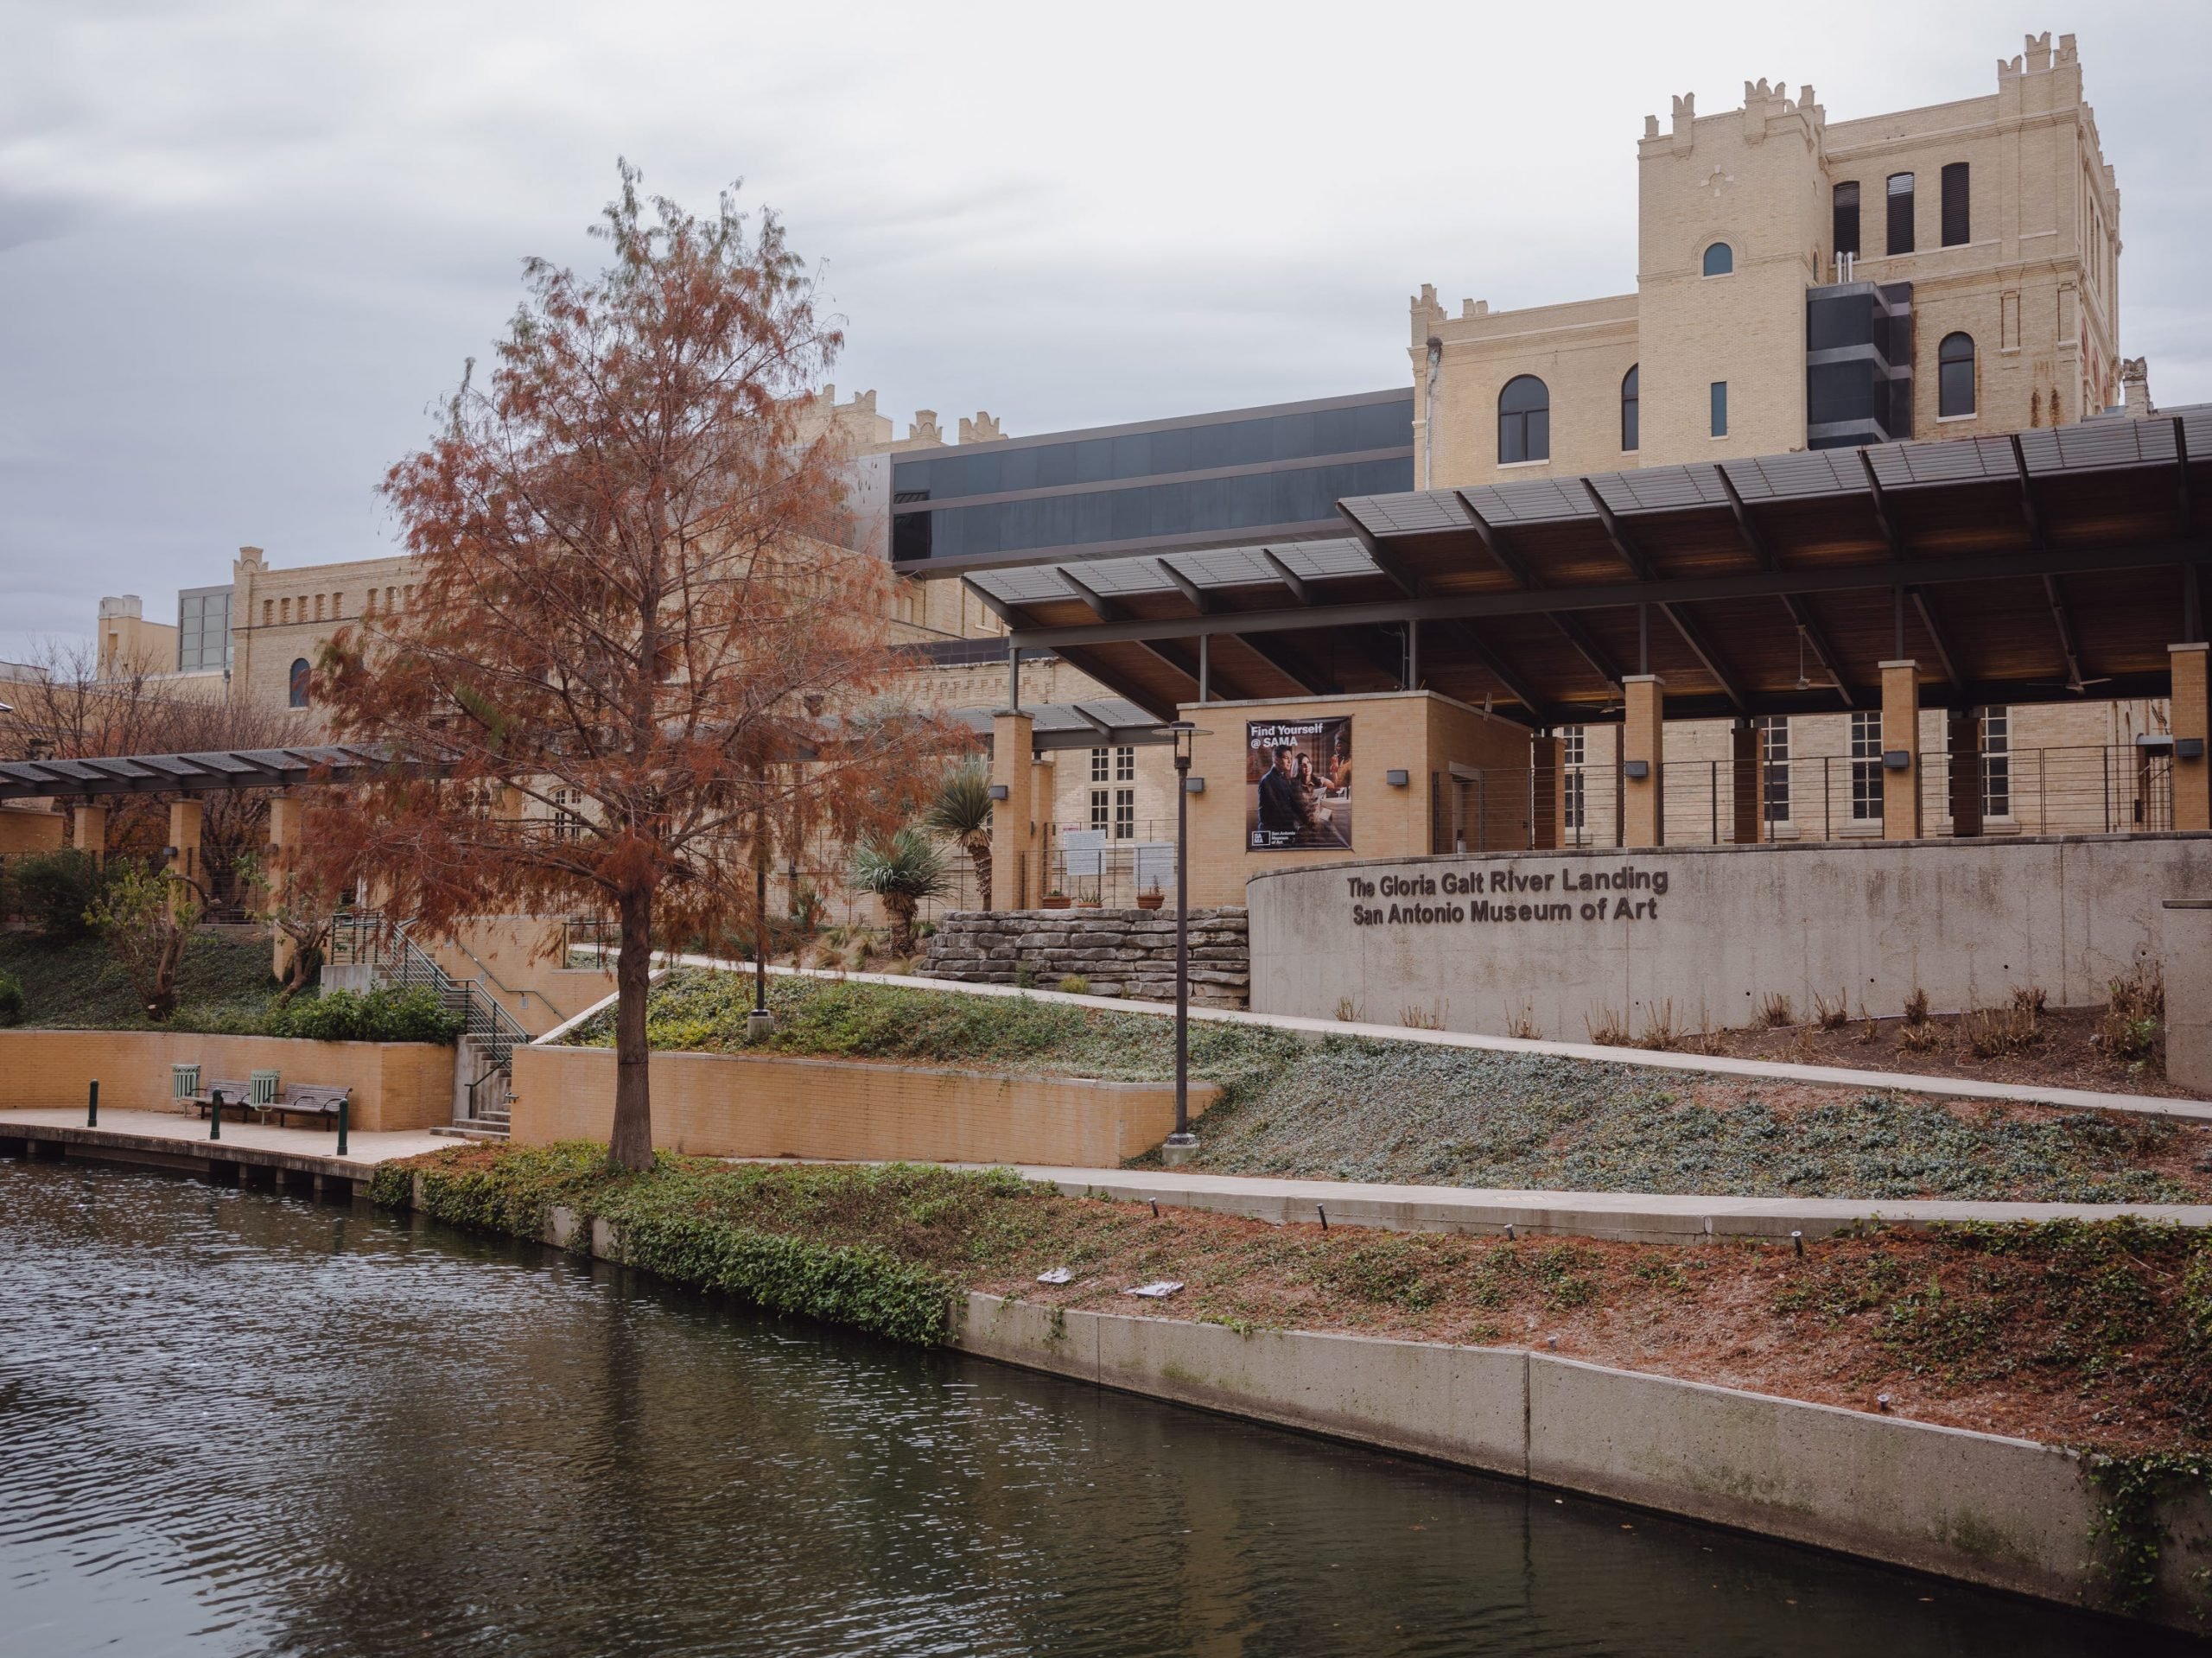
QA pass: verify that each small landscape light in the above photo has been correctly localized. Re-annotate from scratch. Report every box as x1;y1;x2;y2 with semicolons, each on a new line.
1876;1393;1892;1413
1504;1223;1516;1241
1791;1229;1804;1256
1317;1204;1329;1231
1149;1199;1160;1218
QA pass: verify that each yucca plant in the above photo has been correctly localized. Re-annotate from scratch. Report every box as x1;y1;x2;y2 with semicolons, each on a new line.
850;828;951;956
920;761;993;908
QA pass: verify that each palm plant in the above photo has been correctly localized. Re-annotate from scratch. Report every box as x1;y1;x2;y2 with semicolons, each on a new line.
920;760;993;907
849;827;951;956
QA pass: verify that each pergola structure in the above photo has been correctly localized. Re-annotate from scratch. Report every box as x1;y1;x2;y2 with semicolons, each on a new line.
0;745;397;804
955;410;2209;729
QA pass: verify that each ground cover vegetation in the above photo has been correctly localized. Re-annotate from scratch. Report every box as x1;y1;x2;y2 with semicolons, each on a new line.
0;931;457;1040
563;971;2212;1203
379;1142;2212;1609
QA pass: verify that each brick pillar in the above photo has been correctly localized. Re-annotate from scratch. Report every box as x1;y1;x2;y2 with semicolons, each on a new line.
168;799;204;918
269;795;305;980
2175;643;2209;833
73;804;107;865
1879;660;1922;839
1729;721;1760;843
1621;675;1664;848
1529;734;1561;851
988;711;1035;911
1947;708;1984;837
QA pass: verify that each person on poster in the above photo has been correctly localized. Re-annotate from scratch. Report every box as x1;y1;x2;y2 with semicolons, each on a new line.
1256;745;1306;840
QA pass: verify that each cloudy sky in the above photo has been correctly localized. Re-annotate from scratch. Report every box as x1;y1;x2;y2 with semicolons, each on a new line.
3;1;2207;657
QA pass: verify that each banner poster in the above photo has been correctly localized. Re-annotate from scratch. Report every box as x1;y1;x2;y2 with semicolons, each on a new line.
1246;716;1353;851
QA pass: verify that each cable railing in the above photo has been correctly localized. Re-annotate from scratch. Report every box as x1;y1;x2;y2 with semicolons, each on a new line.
1431;744;2177;854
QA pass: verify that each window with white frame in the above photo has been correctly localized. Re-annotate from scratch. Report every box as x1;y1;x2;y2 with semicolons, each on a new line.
1849;710;1884;821
1089;790;1110;832
1090;747;1110;783
1561;725;1587;834
1981;706;2011;819
1114;789;1135;840
1114;745;1135;782
1756;715;1791;823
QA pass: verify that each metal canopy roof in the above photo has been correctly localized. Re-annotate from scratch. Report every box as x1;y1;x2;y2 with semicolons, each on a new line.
952;409;2212;725
941;699;1173;753
0;745;400;804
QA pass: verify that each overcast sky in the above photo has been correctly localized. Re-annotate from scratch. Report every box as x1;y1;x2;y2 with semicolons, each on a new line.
3;0;2207;657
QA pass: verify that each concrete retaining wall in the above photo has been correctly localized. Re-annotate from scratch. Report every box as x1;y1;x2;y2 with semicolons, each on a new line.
923;907;1249;1006
0;1028;455;1132
1249;832;2212;1041
510;1043;1219;1166
957;1293;2212;1629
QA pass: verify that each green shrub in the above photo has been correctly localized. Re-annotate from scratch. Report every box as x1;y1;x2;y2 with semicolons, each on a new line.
264;985;463;1045
0;969;22;1026
7;849;107;942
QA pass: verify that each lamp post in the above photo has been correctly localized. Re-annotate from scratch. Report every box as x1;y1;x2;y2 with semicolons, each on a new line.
1159;720;1208;1165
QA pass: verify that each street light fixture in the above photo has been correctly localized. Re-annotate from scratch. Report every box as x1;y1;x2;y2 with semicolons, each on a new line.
1157;720;1209;1166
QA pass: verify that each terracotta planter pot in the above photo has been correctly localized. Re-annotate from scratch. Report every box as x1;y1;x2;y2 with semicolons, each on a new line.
1041;895;1072;910
1135;893;1166;910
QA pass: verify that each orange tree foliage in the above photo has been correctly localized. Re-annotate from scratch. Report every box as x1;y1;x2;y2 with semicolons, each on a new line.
312;165;954;1168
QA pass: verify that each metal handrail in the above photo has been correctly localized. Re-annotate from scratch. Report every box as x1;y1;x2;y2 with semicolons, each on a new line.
330;911;533;1075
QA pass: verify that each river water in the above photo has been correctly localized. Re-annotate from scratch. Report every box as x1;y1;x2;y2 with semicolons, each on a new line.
0;1158;2190;1658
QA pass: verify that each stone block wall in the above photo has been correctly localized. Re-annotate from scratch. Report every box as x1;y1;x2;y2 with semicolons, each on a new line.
922;907;1249;1007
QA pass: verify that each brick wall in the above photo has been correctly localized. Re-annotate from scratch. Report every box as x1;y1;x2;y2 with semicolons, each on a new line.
923;907;1249;1007
510;1043;1219;1165
0;1030;454;1131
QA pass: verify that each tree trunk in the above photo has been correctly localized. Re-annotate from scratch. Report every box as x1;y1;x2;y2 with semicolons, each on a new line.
887;894;917;957
966;835;992;912
607;882;656;1172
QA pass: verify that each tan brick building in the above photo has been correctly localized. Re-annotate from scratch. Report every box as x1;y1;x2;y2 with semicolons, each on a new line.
1412;34;2122;487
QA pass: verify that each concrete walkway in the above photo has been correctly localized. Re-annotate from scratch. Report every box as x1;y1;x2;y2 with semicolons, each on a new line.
0;1107;449;1179
656;956;2212;1124
982;1163;2212;1244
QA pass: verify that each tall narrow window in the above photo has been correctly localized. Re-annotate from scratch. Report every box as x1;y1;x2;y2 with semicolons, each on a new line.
1709;381;1728;438
1561;726;1587;837
1113;789;1135;840
1938;332;1976;417
1620;365;1639;453
1850;710;1883;821
1886;173;1916;256
1089;789;1109;832
1701;242;1733;276
1114;745;1135;782
1756;715;1791;824
1090;746;1110;784
288;657;311;709
1832;181;1860;260
1497;375;1550;464
1940;162;1970;247
1980;706;2012;819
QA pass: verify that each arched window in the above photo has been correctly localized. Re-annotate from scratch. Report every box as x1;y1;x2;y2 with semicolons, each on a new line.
288;657;311;709
1938;332;1976;418
1497;375;1549;465
1620;365;1640;453
1701;242;1733;276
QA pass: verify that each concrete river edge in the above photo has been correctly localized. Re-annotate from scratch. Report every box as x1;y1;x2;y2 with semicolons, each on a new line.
523;1190;2212;1635
6;1115;2209;1632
